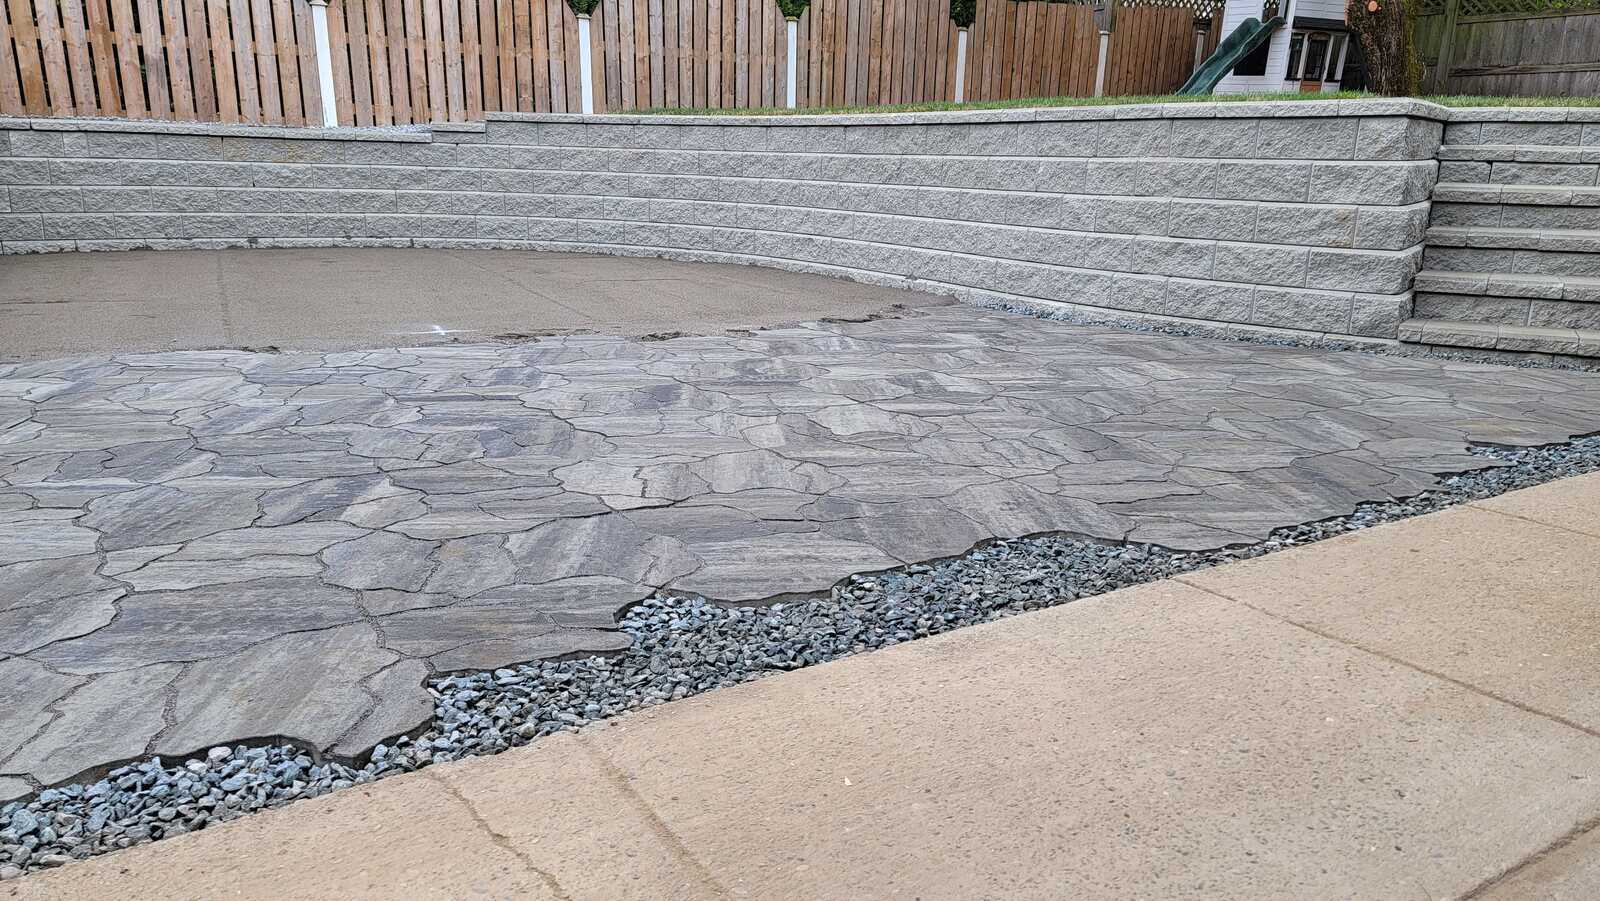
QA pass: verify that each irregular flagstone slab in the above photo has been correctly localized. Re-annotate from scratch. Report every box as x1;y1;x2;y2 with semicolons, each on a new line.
4;303;1600;790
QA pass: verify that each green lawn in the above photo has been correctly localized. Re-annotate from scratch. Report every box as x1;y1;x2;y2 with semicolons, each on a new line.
636;91;1600;116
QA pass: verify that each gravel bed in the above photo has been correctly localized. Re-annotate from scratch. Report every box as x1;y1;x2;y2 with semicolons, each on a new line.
4;434;1600;880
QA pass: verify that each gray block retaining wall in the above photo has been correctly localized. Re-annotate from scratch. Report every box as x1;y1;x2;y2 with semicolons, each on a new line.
0;99;1451;340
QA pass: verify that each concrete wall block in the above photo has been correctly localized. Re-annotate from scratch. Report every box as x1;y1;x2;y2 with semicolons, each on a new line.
674;125;772;152
1030;159;1090;193
1160;278;1255;323
1422;244;1513;272
1254;203;1357;248
1491;162;1599;187
1442;122;1483;145
1256;118;1359;161
1018;120;1101;157
482;121;592;146
1129;236;1215;279
1478;121;1585;146
1211;161;1311;202
1251;285;1355;333
1585;124;1600;147
396;190;504;215
365;214;479;238
1438;160;1491;182
1213;242;1309;287
1085;160;1174;197
0;213;44;240
457;143;588;171
1530;299;1600;330
1306;246;1422;294
765;125;847;154
1500;203;1600;229
1421;201;1499;227
1106;273;1171;313
1349;292;1409;337
1307;161;1436;205
8;130;78;156
1169;118;1260;159
1095;120;1172;158
1168;199;1256;242
1093;197;1171;235
477;216;530;240
1413;292;1531;326
0;159;53;184
7;186;83;213
1512;248;1600;278
1356;117;1443;161
140;188;224;213
50;159;255;188
1353;203;1430;249
78;187;151;212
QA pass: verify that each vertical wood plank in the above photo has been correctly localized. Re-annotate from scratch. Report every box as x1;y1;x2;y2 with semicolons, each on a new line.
511;0;532;110
602;0;621;109
705;0;719;107
59;0;101;115
34;0;76;115
480;0;501;111
615;0;633;108
249;0;283;123
531;0;551;111
440;0;465;120
84;0;126;115
272;0;305;124
462;0;484;119
663;0;678;105
325;0;354;123
106;0;147;116
0;2;28;114
635;0;652;107
563;1;581;110
543;0;566;112
732;0;745;106
204;1;238;120
795;4;807;106
365;0;394;124
163;0;199;119
293;0;322;121
421;0;447;119
224;0;258;121
343;0;373;125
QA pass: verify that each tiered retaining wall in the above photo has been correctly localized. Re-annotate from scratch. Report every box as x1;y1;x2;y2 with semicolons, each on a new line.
0;99;1447;341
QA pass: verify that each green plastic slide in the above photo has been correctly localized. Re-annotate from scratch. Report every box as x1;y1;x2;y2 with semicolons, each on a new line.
1176;16;1285;96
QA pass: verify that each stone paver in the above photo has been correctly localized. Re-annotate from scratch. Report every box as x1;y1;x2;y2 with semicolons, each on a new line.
12;477;1600;899
4;303;1600;794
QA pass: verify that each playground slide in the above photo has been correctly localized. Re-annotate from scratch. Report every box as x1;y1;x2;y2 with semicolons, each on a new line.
1176;16;1285;96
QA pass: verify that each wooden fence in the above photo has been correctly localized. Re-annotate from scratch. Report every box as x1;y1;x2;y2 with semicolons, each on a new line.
1414;0;1600;96
1;0;1220;125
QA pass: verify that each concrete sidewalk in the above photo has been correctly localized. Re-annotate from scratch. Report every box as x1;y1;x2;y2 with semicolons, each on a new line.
10;475;1600;900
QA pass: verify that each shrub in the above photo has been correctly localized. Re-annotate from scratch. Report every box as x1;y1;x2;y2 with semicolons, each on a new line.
950;0;977;27
1346;0;1421;95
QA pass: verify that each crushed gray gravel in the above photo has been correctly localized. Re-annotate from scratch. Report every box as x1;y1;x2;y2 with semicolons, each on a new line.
4;433;1599;879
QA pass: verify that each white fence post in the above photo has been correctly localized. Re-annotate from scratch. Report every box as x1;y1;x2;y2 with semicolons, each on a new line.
1094;30;1111;97
577;14;595;114
954;27;968;102
785;18;798;108
308;0;339;127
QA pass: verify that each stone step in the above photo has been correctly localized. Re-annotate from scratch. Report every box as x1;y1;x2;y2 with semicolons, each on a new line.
1422;243;1600;279
1412;291;1600;332
1426;225;1600;253
1431;182;1600;207
1437;144;1600;164
1413;269;1600;302
1437;151;1600;188
1431;200;1600;231
1398;317;1600;358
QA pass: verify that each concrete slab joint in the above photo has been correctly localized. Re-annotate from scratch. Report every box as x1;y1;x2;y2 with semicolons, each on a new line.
0;99;1467;341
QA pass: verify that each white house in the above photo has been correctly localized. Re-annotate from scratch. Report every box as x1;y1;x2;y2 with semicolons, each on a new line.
1213;0;1353;93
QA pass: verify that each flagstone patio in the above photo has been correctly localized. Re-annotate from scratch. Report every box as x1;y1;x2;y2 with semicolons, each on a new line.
4;301;1600;795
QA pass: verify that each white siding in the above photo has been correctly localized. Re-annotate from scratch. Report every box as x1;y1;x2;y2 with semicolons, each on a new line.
1212;0;1347;94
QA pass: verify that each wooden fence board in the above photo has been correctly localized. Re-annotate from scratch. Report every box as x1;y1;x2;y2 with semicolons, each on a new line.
0;4;24;115
249;0;282;122
441;0;465;120
41;0;81;115
463;0;484;118
293;0;322;120
273;0;305;123
10;0;50;116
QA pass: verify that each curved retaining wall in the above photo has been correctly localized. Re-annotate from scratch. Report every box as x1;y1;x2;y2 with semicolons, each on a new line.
0;99;1446;340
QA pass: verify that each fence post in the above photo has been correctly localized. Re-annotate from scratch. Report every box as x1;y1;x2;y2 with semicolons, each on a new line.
308;0;339;127
786;17;799;108
1192;17;1209;72
954;27;969;102
1092;0;1116;97
577;14;595;114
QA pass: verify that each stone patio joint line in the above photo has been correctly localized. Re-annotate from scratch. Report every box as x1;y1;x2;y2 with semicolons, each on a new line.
1172;577;1600;743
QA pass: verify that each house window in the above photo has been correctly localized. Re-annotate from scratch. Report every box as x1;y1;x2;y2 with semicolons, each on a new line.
1284;33;1305;79
1284;30;1349;83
